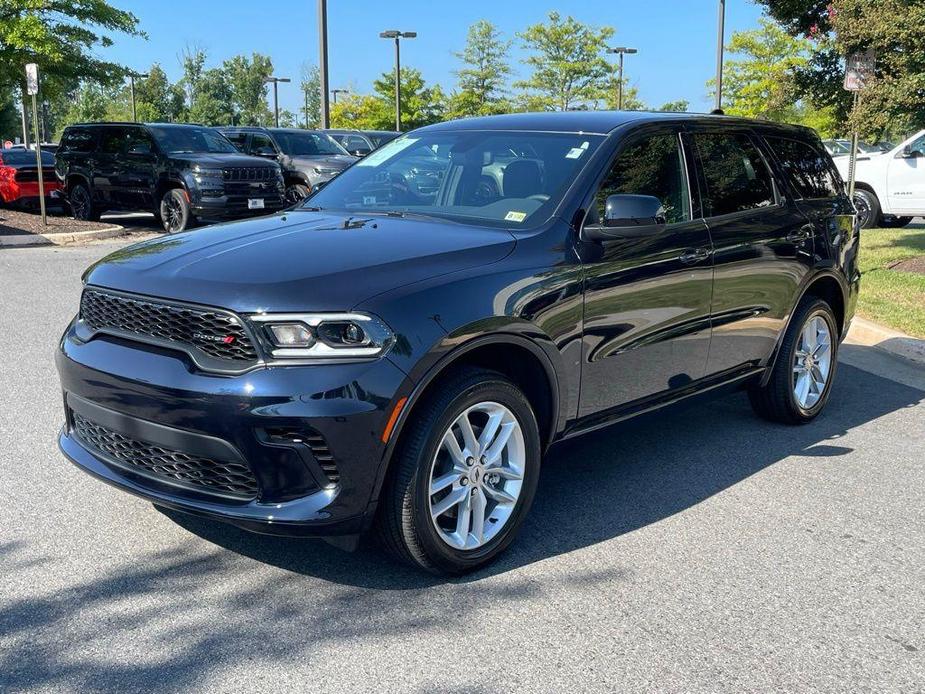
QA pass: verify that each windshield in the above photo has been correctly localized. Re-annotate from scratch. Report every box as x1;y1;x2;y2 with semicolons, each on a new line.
271;130;347;156
147;126;237;154
302;130;605;228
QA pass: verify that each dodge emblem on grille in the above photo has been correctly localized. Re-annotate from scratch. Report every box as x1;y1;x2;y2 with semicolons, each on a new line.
193;332;236;344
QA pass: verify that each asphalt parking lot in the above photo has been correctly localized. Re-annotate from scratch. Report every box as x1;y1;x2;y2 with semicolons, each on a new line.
1;239;923;693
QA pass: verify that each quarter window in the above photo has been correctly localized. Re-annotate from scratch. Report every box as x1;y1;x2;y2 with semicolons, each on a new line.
694;133;775;216
596;133;691;224
766;136;842;199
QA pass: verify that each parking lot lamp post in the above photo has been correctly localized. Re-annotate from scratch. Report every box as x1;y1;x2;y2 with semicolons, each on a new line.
129;72;148;123
318;0;330;128
715;0;726;111
265;76;292;128
379;30;416;131
606;47;637;110
331;88;348;104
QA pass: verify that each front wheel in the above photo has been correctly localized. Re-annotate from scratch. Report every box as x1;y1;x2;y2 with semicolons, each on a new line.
284;183;310;205
852;188;881;229
159;188;194;233
378;368;541;575
749;298;839;424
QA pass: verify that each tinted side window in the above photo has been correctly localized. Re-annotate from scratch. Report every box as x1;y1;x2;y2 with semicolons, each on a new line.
596;132;691;224
223;132;248;151
60;128;96;154
125;127;155;153
98;127;126;156
344;135;371;153
694;133;775;216
250;133;276;154
766;136;842;199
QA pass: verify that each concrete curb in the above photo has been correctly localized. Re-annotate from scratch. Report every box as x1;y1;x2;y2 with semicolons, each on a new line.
0;224;126;248
846;317;925;365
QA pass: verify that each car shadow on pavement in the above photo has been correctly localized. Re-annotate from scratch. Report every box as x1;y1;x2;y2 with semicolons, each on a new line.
160;361;924;585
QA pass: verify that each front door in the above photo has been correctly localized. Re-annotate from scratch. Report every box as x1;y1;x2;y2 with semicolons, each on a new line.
888;133;925;214
578;127;714;418
92;126;127;208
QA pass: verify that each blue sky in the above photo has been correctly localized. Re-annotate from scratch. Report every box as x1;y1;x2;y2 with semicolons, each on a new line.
102;0;765;115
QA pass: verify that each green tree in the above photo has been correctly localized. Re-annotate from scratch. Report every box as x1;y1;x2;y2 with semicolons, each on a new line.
188;68;234;126
756;0;925;138
709;18;813;122
515;12;615;111
0;0;142;112
596;72;646;111
300;64;321;128
0;91;20;141
447;20;512;118
329;93;391;130
135;64;184;122
372;68;446;130
60;83;109;127
223;53;273;126
659;99;690;112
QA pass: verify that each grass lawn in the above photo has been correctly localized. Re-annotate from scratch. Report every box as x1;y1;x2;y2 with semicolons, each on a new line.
857;221;925;338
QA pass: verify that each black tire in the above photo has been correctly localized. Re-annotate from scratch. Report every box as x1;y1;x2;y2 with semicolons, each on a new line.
880;216;913;228
284;183;310;205
378;367;542;575
749;297;839;425
159;188;194;233
853;188;881;229
69;182;99;221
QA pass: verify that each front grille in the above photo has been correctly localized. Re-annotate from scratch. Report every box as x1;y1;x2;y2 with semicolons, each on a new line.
223;167;275;182
80;289;258;365
265;427;340;485
73;412;258;498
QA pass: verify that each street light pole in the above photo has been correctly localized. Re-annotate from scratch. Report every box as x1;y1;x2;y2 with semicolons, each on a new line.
128;73;148;122
331;88;348;104
379;30;416;131
318;0;330;128
715;0;726;111
606;47;638;110
265;76;291;127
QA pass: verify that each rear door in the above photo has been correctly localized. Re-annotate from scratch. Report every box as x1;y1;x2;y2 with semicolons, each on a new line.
93;126;127;208
689;128;815;376
578;125;714;417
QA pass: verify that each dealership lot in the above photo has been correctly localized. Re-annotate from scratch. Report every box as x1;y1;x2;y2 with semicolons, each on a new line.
1;240;923;692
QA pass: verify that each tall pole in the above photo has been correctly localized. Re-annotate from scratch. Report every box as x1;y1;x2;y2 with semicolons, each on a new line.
393;36;401;131
318;0;330;128
130;75;137;122
31;92;46;225
618;53;625;110
715;0;726;111
20;87;29;148
304;87;310;128
273;79;280;127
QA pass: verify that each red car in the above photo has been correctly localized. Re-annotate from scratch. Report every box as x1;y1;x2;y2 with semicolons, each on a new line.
0;149;61;208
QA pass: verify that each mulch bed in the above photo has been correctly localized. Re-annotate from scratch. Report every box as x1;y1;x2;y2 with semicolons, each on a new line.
0;207;117;236
889;256;925;275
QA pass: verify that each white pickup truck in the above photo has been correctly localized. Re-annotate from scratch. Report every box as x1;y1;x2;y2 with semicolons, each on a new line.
834;129;925;228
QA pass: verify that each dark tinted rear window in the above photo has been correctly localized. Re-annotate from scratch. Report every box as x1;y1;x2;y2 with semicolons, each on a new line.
0;149;55;165
766;136;843;199
60;128;96;154
694;132;776;217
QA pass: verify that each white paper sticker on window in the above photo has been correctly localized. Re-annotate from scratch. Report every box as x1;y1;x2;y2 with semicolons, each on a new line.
356;137;419;166
565;142;590;159
505;211;527;223
363;195;377;205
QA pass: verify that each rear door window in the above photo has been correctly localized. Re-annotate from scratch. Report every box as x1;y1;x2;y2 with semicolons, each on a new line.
766;136;843;199
60;128;96;154
250;133;276;155
98;127;127;156
693;132;776;217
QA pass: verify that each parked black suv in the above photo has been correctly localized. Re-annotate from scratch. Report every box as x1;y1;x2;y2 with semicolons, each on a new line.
55;123;285;232
326;129;401;156
56;112;860;574
219;126;356;203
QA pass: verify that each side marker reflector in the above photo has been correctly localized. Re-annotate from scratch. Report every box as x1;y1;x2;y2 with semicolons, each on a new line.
382;396;408;443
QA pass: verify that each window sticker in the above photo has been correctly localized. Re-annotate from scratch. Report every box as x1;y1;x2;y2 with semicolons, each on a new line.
363;195;377;205
505;211;527;223
356;137;419;166
565;141;590;159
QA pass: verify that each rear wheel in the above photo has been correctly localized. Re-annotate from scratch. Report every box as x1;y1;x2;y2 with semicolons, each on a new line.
69;183;99;221
749;298;839;425
378;368;541;575
159;188;194;233
852;188;881;229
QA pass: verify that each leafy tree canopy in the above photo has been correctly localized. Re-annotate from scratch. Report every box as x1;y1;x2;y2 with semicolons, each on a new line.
448;20;512;118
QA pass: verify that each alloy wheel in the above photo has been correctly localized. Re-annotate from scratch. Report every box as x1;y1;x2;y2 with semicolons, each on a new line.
285;185;307;205
428;401;525;551
71;187;90;219
853;192;873;229
163;195;184;232
792;314;833;410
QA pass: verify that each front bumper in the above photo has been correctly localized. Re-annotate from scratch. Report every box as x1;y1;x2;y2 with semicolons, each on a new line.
56;320;409;537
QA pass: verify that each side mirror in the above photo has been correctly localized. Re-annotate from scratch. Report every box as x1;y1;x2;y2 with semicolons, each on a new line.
253;147;278;159
583;194;667;241
352;149;370;157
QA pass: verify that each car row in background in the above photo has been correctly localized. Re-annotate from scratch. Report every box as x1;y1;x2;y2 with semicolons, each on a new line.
822;138;895;158
0;148;62;209
325;129;400;156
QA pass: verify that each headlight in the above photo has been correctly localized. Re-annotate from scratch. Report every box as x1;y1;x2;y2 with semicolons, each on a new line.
249;312;394;360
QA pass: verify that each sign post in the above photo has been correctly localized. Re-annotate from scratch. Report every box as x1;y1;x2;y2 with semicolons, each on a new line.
25;63;46;226
843;50;875;200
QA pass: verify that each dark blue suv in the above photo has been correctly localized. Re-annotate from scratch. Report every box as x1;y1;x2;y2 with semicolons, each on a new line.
56;111;860;574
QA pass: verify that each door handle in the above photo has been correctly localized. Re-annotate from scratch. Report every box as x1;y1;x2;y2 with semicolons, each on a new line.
679;247;711;265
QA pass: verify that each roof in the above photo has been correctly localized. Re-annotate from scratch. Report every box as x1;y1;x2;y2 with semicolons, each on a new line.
416;110;816;136
218;126;330;135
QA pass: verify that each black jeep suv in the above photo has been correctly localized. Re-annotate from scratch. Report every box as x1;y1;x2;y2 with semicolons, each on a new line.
219;126;356;204
56;112;860;574
56;123;285;232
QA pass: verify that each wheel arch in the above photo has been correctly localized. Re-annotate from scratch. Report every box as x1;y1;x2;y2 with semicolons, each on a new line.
760;270;848;387
155;176;186;201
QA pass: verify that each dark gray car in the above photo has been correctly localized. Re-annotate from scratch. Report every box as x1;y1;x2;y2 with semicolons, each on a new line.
219;127;357;203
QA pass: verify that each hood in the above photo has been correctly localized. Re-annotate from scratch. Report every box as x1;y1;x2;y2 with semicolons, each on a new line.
289;154;356;171
83;211;516;313
167;152;278;168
